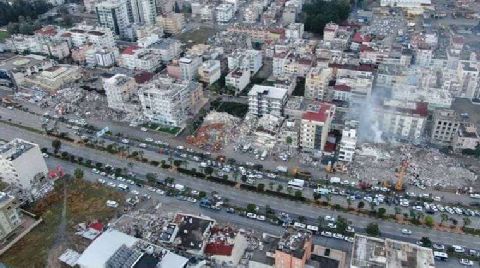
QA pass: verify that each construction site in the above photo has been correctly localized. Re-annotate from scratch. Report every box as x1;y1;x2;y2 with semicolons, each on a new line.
186;111;241;152
349;143;479;191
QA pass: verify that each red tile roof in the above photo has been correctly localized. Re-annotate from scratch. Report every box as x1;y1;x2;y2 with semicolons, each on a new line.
134;72;154;84
88;222;104;232
302;102;334;123
334;84;351;92
122;45;140;55
205;243;234;256
352;32;372;43
35;26;57;36
414;102;428;117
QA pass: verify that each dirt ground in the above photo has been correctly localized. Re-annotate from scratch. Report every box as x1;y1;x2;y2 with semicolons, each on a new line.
0;177;124;267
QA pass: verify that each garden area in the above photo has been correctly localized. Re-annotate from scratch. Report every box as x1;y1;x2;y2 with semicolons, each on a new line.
142;122;181;135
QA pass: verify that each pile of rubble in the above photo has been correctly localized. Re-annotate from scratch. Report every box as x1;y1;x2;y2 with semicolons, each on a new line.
351;143;478;189
187;111;241;152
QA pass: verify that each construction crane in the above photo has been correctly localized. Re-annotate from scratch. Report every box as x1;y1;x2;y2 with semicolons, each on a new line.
395;159;408;191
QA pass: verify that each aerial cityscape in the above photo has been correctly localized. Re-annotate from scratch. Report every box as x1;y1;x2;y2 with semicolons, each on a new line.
0;0;480;266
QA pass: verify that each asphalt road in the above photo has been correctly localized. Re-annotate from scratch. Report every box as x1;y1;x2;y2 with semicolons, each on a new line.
1;122;479;251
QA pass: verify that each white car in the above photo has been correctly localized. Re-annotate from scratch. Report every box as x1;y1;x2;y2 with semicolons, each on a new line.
145;138;154;142
401;229;412;235
327;223;337;229
459;259;473;266
246;213;257;219
107;182;116;188
147;187;156;192
140;127;148;132
346;226;355;233
256;215;266;221
100;172;107;176
130;190;139;195
433;243;445;250
321;231;332;237
139;143;147;148
453;245;465;253
42;153;49;158
155;189;165;195
121;139;130;144
344;236;354;243
332;233;344;240
92;168;100;174
126;180;135;185
106;200;119;208
98;179;106;184
324;215;336;222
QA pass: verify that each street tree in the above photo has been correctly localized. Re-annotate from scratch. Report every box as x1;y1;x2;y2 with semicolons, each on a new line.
335;216;348;234
204;167;214;176
146;173;157;184
440;213;448;226
357;201;365;209
463;217;471;228
277;184;284;192
366;222;380;237
257;183;265;192
246;204;257;213
377;208;387;218
424;215;434;227
294;190;303;199
74;168;84;179
52;139;62;154
420;237;432;247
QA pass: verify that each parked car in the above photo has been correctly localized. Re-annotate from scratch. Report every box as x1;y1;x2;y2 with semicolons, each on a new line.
432;243;445;251
459;259;473;266
401;229;412;235
320;231;332;237
106;200;119;208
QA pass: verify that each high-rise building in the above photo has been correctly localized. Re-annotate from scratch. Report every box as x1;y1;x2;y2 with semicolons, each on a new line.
304;67;332;100
139;77;203;127
102;74;138;112
0;192;22;241
95;0;131;38
0;139;48;192
130;0;157;25
179;56;202;81
300;102;335;152
431;109;461;146
248;85;288;117
198;60;221;85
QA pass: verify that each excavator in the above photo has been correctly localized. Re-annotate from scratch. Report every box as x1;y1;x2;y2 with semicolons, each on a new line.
382;159;408;191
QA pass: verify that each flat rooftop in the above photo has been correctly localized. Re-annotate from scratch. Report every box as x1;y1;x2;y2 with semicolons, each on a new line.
173;213;215;251
351;234;435;268
0;139;36;161
248;85;288;100
0;55;49;72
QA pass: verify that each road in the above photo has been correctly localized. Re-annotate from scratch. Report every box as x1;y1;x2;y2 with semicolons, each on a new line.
1;122;480;250
2;105;480;229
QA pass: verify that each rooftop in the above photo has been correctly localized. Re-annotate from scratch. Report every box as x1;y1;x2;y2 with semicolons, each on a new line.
351;234;435;268
248;85;288;100
302;102;334;123
276;229;312;259
173;213;215;251
0;55;50;72
0;139;36;161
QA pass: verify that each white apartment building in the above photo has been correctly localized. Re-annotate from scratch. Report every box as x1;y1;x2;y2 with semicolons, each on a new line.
285;23;304;40
244;6;259;23
300;102;335;152
415;47;433;67
179;56;202;81
338;127;357;162
149;39;182;62
0;192;22;241
157;13;185;34
120;45;162;71
224;0;238;12
226;68;251;93
198;60;221;85
248;85;288;117
457;61;479;99
67;25;116;49
139;77;202;127
0;139;49;192
95;49;116;67
103;74;137;112
304;67;332;100
216;3;235;23
227;49;263;75
130;0;157;25
95;0;131;38
377;100;428;140
335;66;374;105
380;0;431;8
431;109;460;146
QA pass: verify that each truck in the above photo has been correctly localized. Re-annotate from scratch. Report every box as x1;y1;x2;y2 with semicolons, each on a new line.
288;179;305;190
276;166;288;173
330;177;341;184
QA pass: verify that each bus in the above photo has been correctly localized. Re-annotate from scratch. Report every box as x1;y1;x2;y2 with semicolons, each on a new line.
288;179;305;190
433;251;448;261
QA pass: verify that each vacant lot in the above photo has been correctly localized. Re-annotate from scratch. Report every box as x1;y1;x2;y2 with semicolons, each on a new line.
0;178;123;267
177;26;216;47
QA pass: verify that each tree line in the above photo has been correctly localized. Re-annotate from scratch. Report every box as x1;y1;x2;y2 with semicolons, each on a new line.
0;0;51;29
302;0;351;34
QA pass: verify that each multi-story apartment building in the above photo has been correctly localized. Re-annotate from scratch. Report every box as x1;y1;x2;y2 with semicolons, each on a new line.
304;67;332;100
179;56;202;81
227;49;263;75
300;102;335;152
0;139;48;193
0;193;22;241
119;45;162;71
333;64;374;105
225;68;251;93
198;60;221;85
95;0;131;38
338;126;357;162
66;25;116;49
130;0;157;25
273;51;313;78
157;13;184;34
457;61;479;99
103;74;138;113
149;38;182;62
139;77;203;127
274;231;312;268
431;109;461;146
285;23;304;40
377;100;428;140
248;85;288;117
216;3;235;23
453;123;480;152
